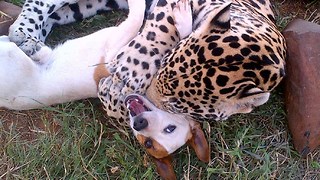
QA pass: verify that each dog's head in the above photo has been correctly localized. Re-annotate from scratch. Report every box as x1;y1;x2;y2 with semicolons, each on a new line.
124;94;209;178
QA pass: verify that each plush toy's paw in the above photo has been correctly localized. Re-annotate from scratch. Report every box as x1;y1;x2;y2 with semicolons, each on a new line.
173;0;193;39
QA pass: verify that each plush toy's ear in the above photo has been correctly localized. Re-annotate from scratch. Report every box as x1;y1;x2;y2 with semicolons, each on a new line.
152;156;176;180
187;121;210;162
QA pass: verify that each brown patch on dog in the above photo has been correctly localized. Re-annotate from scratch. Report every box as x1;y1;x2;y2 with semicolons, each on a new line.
187;121;210;163
93;57;110;87
136;134;169;159
152;155;176;180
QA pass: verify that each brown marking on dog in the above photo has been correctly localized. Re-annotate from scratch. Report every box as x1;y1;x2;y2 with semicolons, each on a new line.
136;134;169;159
152;155;176;180
93;57;110;88
187;121;210;162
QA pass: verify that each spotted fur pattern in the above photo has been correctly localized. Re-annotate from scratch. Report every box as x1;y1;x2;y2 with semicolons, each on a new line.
98;0;183;123
8;0;154;56
99;0;286;122
148;0;286;121
8;0;286;124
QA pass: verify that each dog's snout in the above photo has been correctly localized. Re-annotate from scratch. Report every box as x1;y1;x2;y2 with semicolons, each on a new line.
133;117;148;131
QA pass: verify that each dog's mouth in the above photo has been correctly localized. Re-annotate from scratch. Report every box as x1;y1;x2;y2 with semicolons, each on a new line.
125;95;151;117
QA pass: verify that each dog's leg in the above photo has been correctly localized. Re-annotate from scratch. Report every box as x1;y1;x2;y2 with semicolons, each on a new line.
1;0;146;110
0;36;40;109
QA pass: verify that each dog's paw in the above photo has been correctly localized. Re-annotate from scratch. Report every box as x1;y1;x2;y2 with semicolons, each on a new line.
173;0;193;39
30;44;52;64
0;36;29;61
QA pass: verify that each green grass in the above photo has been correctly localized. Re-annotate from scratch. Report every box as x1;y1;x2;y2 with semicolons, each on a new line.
3;93;318;179
1;100;157;179
1;0;320;179
4;0;24;6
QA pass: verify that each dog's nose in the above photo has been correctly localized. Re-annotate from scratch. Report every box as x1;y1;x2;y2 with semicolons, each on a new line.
133;117;148;131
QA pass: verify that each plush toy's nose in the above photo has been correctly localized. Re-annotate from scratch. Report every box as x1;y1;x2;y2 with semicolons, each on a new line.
133;117;148;131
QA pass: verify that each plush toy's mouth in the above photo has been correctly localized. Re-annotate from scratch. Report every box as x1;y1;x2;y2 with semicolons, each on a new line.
125;95;151;117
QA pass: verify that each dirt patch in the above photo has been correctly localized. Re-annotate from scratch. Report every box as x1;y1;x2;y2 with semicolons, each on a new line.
274;0;320;23
0;108;60;141
0;1;21;35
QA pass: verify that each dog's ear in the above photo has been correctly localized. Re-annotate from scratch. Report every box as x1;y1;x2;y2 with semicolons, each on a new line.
152;155;176;180
187;121;210;162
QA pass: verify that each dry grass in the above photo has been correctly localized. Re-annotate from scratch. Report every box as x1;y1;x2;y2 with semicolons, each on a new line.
0;11;13;24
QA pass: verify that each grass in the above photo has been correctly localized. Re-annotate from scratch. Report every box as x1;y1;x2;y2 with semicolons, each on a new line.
3;0;24;6
1;0;320;179
1;101;155;179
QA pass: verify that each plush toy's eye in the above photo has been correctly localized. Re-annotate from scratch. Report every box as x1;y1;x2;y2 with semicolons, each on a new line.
145;138;153;149
164;125;176;133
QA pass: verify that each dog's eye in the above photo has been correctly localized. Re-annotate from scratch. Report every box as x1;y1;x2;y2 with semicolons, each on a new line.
145;138;153;149
164;125;176;133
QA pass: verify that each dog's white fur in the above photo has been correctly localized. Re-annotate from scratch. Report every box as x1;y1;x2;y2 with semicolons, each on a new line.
0;0;146;110
127;94;194;154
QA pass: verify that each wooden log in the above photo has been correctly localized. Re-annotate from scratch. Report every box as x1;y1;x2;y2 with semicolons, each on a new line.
283;19;320;156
